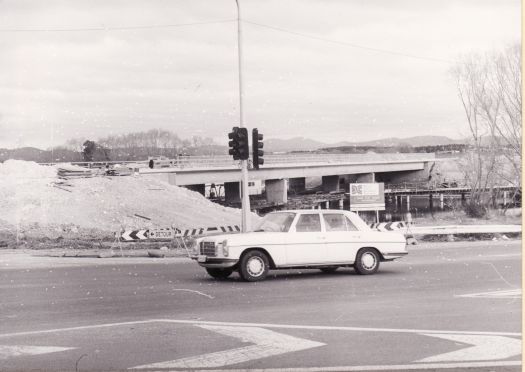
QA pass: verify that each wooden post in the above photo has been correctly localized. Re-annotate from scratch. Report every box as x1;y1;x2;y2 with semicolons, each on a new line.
429;193;434;215
440;194;444;210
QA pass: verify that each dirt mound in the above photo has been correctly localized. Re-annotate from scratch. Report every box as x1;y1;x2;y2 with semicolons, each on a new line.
0;160;257;242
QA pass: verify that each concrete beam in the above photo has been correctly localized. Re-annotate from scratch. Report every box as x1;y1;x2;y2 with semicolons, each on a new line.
224;182;241;203
322;175;339;192
140;160;430;186
265;179;288;204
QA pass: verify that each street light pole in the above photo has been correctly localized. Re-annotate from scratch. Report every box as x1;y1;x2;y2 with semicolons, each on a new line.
235;0;251;232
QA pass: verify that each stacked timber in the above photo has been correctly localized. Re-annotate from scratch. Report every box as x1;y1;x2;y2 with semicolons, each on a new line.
57;164;94;179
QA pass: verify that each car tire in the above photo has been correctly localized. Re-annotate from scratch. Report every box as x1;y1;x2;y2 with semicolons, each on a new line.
354;248;380;275
238;250;269;282
320;267;338;273
206;268;233;280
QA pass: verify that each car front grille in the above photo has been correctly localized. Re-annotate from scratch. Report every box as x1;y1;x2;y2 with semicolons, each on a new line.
200;241;216;256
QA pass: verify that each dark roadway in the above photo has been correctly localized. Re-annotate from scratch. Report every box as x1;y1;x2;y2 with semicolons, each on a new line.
0;240;521;371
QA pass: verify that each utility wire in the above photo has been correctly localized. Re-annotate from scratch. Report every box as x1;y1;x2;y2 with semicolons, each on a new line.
0;19;236;32
243;19;454;64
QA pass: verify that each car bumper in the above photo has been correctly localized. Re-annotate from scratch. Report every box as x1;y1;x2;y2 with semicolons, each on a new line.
382;252;408;260
190;256;238;268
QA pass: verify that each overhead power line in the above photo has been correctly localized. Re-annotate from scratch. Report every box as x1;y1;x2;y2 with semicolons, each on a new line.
0;19;236;33
243;19;454;64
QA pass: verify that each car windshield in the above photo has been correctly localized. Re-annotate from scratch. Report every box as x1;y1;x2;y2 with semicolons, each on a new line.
253;212;296;232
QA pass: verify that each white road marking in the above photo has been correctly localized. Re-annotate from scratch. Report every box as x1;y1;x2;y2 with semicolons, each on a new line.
171;289;215;299
155;319;521;337
0;319;519;338
456;289;522;299
417;333;521;362
0;345;75;359
0;320;159;338
176;361;521;371
132;325;325;369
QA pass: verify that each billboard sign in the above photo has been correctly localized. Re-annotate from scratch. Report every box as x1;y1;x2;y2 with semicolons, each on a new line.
349;182;385;211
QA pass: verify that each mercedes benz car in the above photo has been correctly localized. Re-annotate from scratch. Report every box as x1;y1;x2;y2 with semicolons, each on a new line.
190;209;408;281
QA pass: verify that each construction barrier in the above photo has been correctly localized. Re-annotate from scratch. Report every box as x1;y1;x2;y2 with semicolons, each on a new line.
369;221;407;231
118;225;241;241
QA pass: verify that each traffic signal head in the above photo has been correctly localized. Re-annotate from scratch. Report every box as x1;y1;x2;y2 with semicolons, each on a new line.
227;126;249;161
252;128;264;169
228;127;240;160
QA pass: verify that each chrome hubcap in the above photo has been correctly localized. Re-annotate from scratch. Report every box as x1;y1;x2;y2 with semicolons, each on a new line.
247;257;265;277
361;252;376;270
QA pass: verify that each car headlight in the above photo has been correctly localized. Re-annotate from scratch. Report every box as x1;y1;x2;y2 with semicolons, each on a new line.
192;240;201;255
217;239;229;257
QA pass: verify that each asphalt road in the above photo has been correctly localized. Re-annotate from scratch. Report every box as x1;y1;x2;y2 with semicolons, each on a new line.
0;240;521;371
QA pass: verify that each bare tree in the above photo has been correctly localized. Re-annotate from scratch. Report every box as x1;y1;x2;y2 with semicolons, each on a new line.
452;44;521;216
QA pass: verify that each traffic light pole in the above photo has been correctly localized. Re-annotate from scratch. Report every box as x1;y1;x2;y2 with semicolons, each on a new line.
235;0;251;232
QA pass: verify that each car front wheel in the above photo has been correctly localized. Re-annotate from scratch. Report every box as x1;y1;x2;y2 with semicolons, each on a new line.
354;248;380;275
238;250;269;282
206;268;233;279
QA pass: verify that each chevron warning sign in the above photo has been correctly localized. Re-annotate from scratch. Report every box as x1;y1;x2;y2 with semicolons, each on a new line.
177;225;240;237
120;229;149;241
369;221;407;231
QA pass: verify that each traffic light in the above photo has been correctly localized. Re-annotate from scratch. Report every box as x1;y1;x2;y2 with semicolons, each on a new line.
252;128;264;169
228;127;249;161
228;127;240;160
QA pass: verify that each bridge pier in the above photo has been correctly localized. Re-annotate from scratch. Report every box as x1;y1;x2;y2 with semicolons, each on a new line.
322;175;340;192
429;193;434;214
184;184;205;196
288;177;306;194
406;195;410;211
265;179;288;205
440;194;444;210
224;182;241;203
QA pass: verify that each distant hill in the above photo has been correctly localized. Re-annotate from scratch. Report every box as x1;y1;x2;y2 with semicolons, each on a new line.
265;135;464;153
265;137;325;153
331;136;462;148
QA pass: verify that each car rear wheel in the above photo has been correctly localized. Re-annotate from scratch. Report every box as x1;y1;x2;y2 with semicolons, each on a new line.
206;268;233;279
354;248;380;275
238;250;269;282
320;267;338;273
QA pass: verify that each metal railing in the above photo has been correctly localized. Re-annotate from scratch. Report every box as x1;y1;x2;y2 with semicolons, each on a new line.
40;153;436;170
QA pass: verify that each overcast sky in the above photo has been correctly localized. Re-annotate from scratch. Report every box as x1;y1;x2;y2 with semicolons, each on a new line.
0;0;520;149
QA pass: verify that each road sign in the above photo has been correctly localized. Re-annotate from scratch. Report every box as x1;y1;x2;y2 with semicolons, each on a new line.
148;228;175;240
349;182;385;211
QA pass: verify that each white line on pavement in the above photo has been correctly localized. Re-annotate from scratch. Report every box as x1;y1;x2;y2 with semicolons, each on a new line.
0;345;75;359
417;334;521;362
0;319;520;338
133;325;325;369
0;320;159;338
155;319;521;337
164;361;521;372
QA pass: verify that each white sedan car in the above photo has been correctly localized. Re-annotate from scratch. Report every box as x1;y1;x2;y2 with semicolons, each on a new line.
190;209;408;281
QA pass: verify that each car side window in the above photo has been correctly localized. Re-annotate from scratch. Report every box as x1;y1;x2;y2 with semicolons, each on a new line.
295;214;321;232
323;214;348;231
